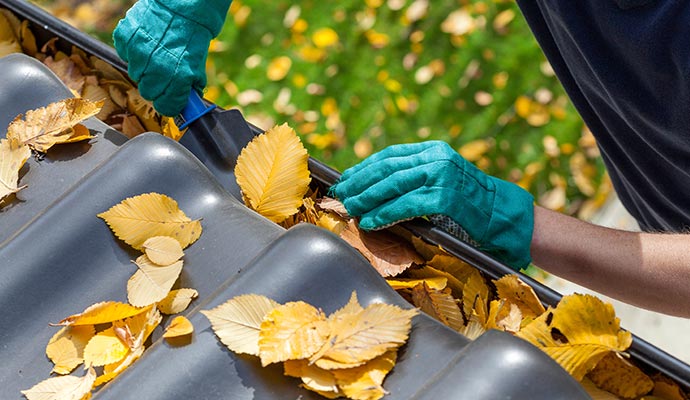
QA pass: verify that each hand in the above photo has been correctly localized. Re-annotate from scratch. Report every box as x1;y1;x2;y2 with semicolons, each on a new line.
113;0;232;116
330;141;534;270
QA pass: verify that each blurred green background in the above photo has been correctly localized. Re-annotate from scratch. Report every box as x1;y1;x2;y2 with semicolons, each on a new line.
34;0;610;219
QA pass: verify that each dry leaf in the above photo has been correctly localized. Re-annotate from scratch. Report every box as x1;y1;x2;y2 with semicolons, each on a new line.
54;302;151;326
83;327;130;367
46;325;95;375
284;359;341;398
142;236;184;266
427;254;476;284
22;367;96;400
330;292;364;320
651;373;688;400
387;277;447;291
0;137;31;202
310;303;417;369
97;192;202;250
163;316;194;339
405;265;464;300
317;197;350;218
201;294;280;356
587;352;653;399
43;56;85;94
333;351;397;400
126;88;160;132
235;123;311;223
580;378;622;400
490;300;522;333
493;274;545;319
259;301;330;366
157;288;199;315
461;311;487;340
316;211;348;235
0;11;21;57
340;220;423;277
6;98;102;152
516;294;632;381
411;283;464;331
127;255;183;307
462;270;489;324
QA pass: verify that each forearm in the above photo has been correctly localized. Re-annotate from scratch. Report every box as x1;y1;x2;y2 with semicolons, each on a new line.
530;206;690;317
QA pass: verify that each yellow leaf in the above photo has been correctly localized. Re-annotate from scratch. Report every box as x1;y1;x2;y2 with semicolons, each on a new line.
22;367;96;400
493;274;546;319
46;325;95;375
333;351;397;400
127;255;183;307
330;291;364;320
97;192;202;250
93;347;144;388
55;302;151;326
201;294;280;356
310;303;417;369
405;265;464;300
81;83;117;120
516;294;632;381
488;300;522;333
234;123;311;223
163;316;194;339
126;88;160;132
0;137;31;203
461;311;487;341
6;98;101;153
316;211;348;235
411;283;464;331
157;288;198;315
0;11;21;57
387;277;447;291
284;359;341;398
459;139;491;162
462;270;489;324
142;236;184;266
339;220;424;277
83;327;130;367
259;301;330;366
427;254;476;283
161;116;183;141
587;352;653;399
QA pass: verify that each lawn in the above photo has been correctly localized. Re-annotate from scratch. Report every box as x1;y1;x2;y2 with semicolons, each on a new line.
36;0;609;218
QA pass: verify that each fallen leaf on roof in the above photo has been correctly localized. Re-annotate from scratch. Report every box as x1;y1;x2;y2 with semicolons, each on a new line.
98;192;202;250
339;219;423;277
6;98;102;153
0;137;31;203
235;123;311;223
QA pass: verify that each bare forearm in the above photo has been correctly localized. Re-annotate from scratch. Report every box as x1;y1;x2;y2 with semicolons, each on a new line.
530;206;690;317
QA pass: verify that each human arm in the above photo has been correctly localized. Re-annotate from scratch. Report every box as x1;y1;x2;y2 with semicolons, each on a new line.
112;0;232;116
331;141;690;318
531;205;690;318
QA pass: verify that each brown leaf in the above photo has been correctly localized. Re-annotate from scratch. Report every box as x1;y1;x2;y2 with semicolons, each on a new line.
340;220;423;277
587;352;653;399
493;274;546;319
412;282;464;331
6;98;102;152
43;56;85;94
0;137;31;203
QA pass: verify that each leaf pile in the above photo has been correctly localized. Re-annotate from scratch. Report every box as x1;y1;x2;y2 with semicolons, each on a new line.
0;7;181;140
202;292;417;400
234;123;687;399
22;193;201;400
0;98;102;205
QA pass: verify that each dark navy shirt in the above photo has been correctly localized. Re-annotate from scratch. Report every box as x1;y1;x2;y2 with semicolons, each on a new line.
516;0;690;232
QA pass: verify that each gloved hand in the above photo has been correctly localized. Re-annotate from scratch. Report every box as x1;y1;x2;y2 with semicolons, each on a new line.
113;0;233;116
330;141;534;270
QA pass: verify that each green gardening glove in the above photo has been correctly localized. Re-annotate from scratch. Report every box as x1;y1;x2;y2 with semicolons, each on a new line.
113;0;232;116
330;141;534;270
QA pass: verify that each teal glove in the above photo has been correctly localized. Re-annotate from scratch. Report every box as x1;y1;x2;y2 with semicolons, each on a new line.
330;141;534;270
113;0;232;116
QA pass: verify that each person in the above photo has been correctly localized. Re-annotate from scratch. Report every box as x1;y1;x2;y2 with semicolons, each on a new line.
113;0;690;318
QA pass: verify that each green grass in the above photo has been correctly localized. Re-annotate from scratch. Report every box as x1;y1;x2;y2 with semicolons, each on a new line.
207;1;607;216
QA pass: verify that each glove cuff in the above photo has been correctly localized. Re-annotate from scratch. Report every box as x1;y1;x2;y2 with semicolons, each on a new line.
154;0;233;36
481;177;534;270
